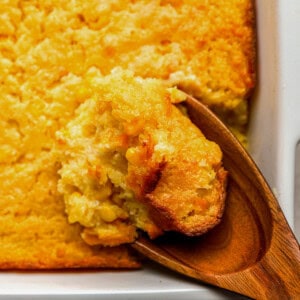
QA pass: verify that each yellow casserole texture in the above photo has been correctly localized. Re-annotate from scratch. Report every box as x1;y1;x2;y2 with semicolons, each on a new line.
0;0;254;268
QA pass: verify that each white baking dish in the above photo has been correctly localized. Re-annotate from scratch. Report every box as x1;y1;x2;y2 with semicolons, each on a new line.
249;0;300;232
0;0;299;299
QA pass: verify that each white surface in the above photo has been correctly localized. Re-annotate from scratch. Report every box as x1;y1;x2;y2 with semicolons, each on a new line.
0;262;245;299
250;0;300;230
0;0;299;299
276;0;300;228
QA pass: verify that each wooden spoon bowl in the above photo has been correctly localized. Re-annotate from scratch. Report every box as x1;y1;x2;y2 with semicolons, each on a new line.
132;95;300;299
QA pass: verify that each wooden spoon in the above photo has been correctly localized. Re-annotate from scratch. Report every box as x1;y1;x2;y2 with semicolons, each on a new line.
131;94;300;299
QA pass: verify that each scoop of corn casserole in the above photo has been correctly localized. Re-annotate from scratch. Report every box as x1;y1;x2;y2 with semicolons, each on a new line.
56;70;227;246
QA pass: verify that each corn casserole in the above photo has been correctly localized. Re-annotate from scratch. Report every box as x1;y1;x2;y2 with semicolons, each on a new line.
0;0;255;268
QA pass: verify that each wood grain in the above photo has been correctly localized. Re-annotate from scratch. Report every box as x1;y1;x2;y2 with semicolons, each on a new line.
132;95;300;299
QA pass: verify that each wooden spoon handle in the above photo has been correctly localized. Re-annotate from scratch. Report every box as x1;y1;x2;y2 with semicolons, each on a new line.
216;220;300;299
218;256;300;299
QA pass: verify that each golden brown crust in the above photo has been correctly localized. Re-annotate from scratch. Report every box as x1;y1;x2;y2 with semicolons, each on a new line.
145;166;227;236
0;245;140;270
